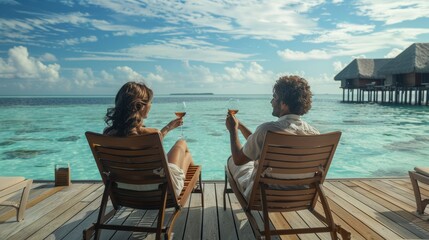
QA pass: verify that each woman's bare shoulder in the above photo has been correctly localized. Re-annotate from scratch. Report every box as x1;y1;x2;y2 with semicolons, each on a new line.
141;127;160;135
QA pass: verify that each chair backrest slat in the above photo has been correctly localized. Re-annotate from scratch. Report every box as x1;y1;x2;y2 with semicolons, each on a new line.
85;131;179;209
247;131;341;211
96;146;161;157
97;151;164;163
265;152;331;162
265;159;327;169
268;145;333;155
99;159;165;170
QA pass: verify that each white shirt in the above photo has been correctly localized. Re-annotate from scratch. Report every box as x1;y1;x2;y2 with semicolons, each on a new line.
239;114;319;198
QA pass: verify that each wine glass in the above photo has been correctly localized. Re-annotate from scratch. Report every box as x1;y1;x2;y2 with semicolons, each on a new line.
175;102;186;138
227;98;239;115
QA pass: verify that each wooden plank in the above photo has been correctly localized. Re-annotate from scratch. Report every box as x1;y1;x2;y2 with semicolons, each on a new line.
296;210;331;240
0;183;44;216
60;201;114;240
46;185;104;239
215;182;240;240
280;211;320;240
254;211;281;240
2;179;429;240
383;179;429;202
368;180;415;202
331;181;423;239
169;191;191;239
314;199;368;240
0;183;64;222
360;180;417;209
392;179;429;195
110;209;147;240
11;183;101;240
98;207;131;239
201;183;220;240
323;182;401;239
0;183;91;239
227;184;255;240
325;182;408;239
268;212;298;240
130;209;159;240
349;181;429;239
183;191;203;239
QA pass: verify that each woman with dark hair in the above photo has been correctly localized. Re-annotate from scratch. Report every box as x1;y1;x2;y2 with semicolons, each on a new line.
104;81;194;195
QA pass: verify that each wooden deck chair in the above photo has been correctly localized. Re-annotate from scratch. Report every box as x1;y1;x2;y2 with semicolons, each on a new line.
409;167;429;214
0;177;32;222
83;131;203;240
223;131;351;240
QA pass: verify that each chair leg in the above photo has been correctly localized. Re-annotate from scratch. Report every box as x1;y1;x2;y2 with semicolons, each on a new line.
199;172;204;208
223;167;227;210
17;179;32;222
409;171;428;214
94;180;112;240
260;185;270;239
156;184;169;240
316;184;337;240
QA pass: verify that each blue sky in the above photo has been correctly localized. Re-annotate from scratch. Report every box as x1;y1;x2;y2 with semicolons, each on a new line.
1;0;429;95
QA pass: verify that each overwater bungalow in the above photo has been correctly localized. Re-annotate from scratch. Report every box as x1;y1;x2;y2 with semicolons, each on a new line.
335;43;429;105
334;58;391;103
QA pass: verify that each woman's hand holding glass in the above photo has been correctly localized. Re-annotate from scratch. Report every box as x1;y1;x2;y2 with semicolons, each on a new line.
166;118;183;130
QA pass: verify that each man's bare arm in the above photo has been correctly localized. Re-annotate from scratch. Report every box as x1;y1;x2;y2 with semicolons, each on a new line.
229;128;251;165
238;122;252;139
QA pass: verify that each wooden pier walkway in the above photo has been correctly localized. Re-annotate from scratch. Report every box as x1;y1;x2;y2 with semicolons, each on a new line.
1;178;429;239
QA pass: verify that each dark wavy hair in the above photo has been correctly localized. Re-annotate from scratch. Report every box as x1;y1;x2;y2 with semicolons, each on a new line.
273;75;312;115
104;82;153;136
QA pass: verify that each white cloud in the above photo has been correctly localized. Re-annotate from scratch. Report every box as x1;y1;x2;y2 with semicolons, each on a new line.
0;0;19;4
39;53;57;62
333;61;345;72
60;0;74;7
225;63;245;81
83;0;321;41
145;65;165;83
278;49;331;60
100;70;114;81
246;62;273;84
310;22;375;44
0;46;60;82
122;38;253;63
222;62;274;84
300;27;429;59
115;66;145;82
384;48;403;58
72;68;96;87
0;12;171;44
140;61;274;93
354;0;429;25
61;35;98;45
68;37;253;63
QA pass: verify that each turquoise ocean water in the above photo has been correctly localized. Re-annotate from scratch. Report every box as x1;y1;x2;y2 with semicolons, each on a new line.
0;94;428;180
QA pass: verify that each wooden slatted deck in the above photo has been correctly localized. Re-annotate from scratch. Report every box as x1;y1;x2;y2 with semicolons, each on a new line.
0;178;428;239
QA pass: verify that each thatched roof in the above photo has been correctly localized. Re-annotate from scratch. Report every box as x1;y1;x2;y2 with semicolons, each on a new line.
378;43;429;74
334;58;392;81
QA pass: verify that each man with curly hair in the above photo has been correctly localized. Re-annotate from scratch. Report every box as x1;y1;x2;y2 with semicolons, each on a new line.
225;75;319;199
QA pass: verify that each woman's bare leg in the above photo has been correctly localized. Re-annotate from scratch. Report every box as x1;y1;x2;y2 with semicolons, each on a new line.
167;139;195;176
